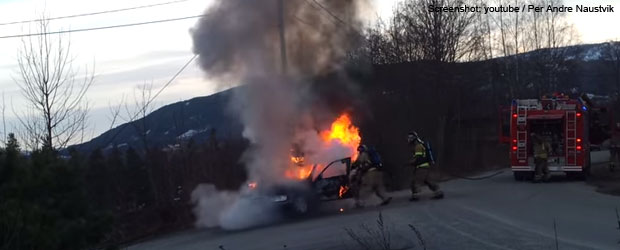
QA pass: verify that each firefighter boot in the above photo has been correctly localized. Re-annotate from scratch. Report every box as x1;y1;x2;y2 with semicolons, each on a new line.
380;197;392;206
409;193;420;202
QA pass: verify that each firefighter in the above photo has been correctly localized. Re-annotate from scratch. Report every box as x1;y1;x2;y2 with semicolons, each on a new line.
350;144;392;208
408;131;443;201
609;123;620;172
532;133;551;182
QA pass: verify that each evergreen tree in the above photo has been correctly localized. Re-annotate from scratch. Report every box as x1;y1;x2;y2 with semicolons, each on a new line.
1;141;112;250
125;146;152;209
86;148;112;209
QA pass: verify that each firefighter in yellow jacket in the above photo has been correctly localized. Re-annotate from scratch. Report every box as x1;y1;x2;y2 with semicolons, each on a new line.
532;133;551;182
350;145;392;208
408;131;443;201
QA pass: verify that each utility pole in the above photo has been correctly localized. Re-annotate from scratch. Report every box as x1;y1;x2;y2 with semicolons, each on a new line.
277;0;288;75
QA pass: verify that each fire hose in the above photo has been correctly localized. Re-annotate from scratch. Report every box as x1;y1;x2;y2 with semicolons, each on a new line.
439;170;506;181
400;164;506;181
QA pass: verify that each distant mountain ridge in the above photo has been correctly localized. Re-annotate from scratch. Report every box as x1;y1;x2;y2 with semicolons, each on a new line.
516;42;614;62
70;87;243;154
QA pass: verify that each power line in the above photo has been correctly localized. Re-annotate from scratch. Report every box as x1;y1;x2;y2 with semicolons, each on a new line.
292;15;320;32
0;0;190;26
95;54;198;149
150;55;198;108
309;0;348;26
303;0;364;38
302;0;340;26
0;14;205;39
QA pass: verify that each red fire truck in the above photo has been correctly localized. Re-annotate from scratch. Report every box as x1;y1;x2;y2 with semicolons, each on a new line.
501;93;592;181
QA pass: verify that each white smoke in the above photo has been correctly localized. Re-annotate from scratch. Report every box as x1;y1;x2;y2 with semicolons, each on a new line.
191;184;238;228
192;183;282;230
189;0;365;229
230;77;301;185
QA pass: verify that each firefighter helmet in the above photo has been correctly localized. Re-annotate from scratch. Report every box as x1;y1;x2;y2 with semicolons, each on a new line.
357;144;367;152
408;131;419;143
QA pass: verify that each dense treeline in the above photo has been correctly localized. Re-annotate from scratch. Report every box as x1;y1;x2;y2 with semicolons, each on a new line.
0;132;246;249
0;133;111;250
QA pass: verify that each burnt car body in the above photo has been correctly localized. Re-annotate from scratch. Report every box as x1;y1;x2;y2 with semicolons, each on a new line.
246;157;353;216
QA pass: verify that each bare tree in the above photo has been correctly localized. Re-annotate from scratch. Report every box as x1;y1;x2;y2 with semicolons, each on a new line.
484;0;579;97
123;82;156;152
123;82;160;204
13;108;43;151
511;0;578;95
399;0;478;63
14;16;94;150
107;95;126;131
488;0;525;97
361;0;480;65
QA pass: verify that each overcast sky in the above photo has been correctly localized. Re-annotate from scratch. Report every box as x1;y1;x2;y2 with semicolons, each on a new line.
0;0;618;145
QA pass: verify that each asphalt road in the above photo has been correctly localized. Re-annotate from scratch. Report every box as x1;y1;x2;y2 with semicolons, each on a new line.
130;152;620;250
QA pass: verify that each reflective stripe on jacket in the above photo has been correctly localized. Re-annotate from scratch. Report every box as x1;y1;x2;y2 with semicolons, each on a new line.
533;141;550;159
414;143;430;168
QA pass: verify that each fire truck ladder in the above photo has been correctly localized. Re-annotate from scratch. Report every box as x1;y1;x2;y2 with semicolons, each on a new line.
516;104;528;160
565;111;577;165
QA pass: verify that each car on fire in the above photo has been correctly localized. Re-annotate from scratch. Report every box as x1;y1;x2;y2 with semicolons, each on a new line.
244;157;354;216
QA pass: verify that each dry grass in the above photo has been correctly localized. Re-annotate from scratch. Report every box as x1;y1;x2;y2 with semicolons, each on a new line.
344;213;427;250
344;213;392;250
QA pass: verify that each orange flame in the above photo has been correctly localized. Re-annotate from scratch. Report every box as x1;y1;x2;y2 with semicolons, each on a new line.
291;156;305;164
285;113;361;181
338;185;349;198
320;114;361;160
285;165;314;179
248;182;257;189
286;155;314;179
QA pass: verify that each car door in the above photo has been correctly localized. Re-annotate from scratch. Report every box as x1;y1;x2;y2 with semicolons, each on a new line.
312;157;351;200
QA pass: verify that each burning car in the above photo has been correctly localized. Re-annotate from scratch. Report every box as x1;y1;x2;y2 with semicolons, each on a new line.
242;113;360;216
244;157;353;216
